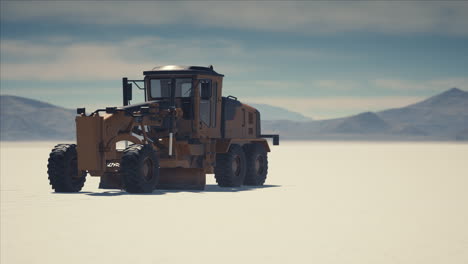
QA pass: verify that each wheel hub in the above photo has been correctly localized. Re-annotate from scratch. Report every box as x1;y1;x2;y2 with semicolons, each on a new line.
232;155;241;176
142;158;154;182
255;155;264;175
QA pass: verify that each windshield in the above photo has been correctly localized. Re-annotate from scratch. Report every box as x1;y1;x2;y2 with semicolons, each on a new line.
150;78;193;99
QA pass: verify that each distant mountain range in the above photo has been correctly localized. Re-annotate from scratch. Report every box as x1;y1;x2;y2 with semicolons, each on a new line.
248;103;312;122
262;88;468;141
1;88;467;141
0;95;76;141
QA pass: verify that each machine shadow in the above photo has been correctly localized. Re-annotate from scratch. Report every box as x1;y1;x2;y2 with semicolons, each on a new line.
85;184;281;197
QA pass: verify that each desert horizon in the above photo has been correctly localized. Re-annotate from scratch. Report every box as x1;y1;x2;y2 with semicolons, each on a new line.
2;87;468;142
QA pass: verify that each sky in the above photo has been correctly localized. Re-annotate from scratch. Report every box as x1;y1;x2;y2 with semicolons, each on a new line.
1;1;467;119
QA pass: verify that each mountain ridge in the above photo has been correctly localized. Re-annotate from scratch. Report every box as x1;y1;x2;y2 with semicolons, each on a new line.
261;88;468;141
0;95;76;141
248;103;312;122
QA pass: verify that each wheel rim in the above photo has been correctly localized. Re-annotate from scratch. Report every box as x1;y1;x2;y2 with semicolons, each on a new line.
142;157;154;182
255;155;265;175
232;155;241;176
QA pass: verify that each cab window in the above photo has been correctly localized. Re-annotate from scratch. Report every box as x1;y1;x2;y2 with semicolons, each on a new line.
199;80;211;126
175;78;193;98
150;79;171;98
150;78;193;98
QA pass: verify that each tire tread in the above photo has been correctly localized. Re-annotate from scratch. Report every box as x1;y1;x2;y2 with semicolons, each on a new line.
47;144;86;192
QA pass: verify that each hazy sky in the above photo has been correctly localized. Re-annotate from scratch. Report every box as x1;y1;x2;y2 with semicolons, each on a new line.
1;1;467;119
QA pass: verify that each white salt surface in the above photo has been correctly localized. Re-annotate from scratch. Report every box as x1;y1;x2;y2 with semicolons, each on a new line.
1;141;468;264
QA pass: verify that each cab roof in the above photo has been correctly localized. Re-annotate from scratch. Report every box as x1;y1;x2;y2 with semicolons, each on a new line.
143;65;224;77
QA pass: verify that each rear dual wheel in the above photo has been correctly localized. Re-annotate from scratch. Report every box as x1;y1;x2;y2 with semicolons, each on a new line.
243;144;268;186
215;144;246;187
215;143;268;187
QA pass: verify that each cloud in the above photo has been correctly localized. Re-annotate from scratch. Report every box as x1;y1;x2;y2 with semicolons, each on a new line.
0;86;118;96
314;80;361;91
373;78;468;91
1;2;468;35
1;42;150;80
0;38;251;81
229;78;362;91
0;36;339;81
0;40;58;59
245;96;425;119
225;77;468;102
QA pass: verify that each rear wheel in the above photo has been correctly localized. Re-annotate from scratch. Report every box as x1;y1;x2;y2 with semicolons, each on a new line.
243;144;268;186
215;144;246;187
47;144;86;192
120;144;159;193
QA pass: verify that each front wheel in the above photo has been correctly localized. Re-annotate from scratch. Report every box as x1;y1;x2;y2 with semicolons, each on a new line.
120;144;159;193
47;144;86;192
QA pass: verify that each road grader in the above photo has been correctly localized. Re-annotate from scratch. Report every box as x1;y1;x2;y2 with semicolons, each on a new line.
47;65;279;193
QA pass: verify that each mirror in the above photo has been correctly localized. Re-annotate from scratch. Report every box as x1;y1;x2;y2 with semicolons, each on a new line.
126;83;133;101
123;78;133;106
200;82;212;100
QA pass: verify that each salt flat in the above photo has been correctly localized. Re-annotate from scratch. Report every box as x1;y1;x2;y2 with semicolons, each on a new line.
1;141;467;264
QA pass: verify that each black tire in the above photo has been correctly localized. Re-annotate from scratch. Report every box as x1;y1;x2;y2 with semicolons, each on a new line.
120;144;159;193
215;144;246;187
243;144;268;186
47;144;86;192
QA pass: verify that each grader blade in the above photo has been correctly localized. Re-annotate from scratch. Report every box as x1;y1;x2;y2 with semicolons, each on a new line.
99;173;123;189
157;168;206;190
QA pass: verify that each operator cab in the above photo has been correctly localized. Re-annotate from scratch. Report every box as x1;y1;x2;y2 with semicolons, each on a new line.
140;65;223;123
119;65;224;139
144;66;223;99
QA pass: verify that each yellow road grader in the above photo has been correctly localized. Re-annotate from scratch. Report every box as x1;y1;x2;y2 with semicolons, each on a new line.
47;65;279;193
